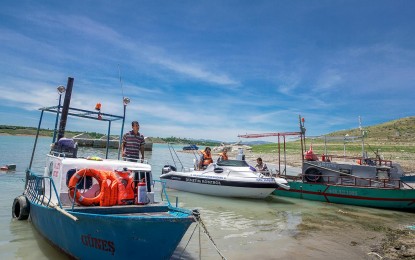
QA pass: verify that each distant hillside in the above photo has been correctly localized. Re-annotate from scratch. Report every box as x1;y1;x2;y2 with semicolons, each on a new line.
326;116;415;144
2;116;414;145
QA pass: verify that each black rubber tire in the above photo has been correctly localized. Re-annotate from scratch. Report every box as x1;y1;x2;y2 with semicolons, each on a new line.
12;195;30;220
304;168;322;182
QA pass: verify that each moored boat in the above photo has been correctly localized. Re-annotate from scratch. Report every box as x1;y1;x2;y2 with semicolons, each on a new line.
240;116;415;210
160;160;289;199
160;146;289;198
12;77;195;259
183;144;198;150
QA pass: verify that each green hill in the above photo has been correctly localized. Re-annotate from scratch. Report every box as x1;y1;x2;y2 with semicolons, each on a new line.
252;116;415;155
327;116;415;144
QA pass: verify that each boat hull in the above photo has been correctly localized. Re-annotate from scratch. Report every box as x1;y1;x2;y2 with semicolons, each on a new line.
273;182;415;210
161;174;276;198
28;202;194;259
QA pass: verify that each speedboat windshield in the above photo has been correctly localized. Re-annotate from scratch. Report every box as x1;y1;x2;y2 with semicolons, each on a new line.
217;159;249;167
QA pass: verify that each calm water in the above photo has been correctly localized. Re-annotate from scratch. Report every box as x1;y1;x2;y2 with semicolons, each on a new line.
0;136;414;259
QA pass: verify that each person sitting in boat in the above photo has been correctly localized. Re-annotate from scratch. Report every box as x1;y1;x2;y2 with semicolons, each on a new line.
255;157;270;176
199;147;213;170
121;121;145;162
217;148;229;162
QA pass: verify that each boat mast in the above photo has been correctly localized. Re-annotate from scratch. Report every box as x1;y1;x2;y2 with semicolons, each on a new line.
57;77;74;141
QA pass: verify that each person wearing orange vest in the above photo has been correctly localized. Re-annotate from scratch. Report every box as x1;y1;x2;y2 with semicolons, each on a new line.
217;148;228;162
199;147;213;170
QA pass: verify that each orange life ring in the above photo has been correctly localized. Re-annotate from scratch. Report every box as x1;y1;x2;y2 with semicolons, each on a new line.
68;168;107;206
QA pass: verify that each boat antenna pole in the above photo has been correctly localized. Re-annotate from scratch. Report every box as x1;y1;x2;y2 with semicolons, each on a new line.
359;116;365;160
118;65;127;160
52;86;66;144
57;77;74;141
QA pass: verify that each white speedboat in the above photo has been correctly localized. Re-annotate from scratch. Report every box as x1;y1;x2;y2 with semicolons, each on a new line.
160;159;289;199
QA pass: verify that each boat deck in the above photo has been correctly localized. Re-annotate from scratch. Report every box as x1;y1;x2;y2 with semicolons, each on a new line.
63;203;183;217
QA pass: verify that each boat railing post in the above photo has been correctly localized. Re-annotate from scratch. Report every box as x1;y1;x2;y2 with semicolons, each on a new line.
28;110;44;172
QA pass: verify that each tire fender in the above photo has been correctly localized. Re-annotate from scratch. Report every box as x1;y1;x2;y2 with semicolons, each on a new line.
12;195;30;220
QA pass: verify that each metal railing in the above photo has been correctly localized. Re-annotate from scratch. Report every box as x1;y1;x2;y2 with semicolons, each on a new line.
25;170;63;209
281;173;413;189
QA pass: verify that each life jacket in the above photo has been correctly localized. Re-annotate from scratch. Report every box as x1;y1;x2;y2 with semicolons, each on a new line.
116;171;135;205
100;171;119;207
201;151;213;166
218;152;228;161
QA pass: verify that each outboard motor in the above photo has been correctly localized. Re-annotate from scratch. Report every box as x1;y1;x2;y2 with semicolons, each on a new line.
161;165;177;174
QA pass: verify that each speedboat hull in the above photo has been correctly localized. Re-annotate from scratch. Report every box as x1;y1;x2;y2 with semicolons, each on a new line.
161;172;277;198
160;161;282;198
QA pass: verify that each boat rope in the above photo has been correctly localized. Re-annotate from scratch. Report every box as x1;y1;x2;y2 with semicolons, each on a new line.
178;221;200;259
193;210;228;260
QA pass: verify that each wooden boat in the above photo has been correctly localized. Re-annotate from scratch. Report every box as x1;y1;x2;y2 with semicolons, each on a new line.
240;116;415;210
12;77;195;259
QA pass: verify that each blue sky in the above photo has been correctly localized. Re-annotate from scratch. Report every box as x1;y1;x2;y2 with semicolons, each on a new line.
1;1;414;142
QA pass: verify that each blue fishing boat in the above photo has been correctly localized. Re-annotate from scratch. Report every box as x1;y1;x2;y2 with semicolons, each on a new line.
12;77;195;259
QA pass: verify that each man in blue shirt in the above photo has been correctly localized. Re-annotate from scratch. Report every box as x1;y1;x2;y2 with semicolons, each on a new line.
121;121;145;161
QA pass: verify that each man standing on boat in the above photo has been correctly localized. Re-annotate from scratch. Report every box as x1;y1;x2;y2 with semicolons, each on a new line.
122;121;145;162
199;147;213;170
